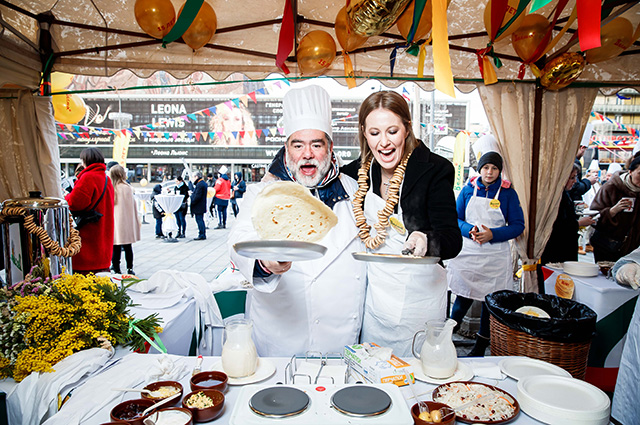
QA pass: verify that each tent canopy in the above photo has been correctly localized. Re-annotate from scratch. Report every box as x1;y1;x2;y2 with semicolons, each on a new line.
1;0;639;92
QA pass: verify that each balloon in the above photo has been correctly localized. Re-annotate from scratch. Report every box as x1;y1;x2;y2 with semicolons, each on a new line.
134;0;176;39
540;52;585;90
484;0;527;42
297;30;337;75
140;178;149;187
50;72;74;92
52;94;86;124
511;14;550;63
335;6;368;52
585;17;634;64
347;0;412;37
395;0;433;41
179;1;217;50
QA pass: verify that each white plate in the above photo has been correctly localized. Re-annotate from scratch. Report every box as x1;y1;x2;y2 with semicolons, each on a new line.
210;358;276;385
517;375;610;424
515;306;551;319
352;252;440;264
233;240;327;261
499;357;571;381
563;261;598;277
408;358;474;384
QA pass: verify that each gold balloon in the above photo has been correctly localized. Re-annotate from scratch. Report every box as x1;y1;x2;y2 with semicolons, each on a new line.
540;53;585;90
50;72;74;92
335;6;368;52
52;94;86;124
396;0;432;41
179;1;217;50
297;30;337;75
511;14;550;63
348;0;412;37
134;0;176;39
585;17;634;64
484;0;527;42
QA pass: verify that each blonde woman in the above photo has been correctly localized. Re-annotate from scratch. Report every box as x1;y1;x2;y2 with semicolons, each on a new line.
109;164;141;274
341;91;462;355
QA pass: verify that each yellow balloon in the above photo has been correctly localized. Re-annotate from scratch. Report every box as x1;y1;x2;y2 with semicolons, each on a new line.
511;14;550;63
179;1;217;50
140;178;149;187
297;30;337;75
50;72;74;92
335;6;368;52
135;0;176;39
396;0;433;41
484;0;527;42
585;17;634;64
540;52;585;90
348;0;412;37
52;94;86;124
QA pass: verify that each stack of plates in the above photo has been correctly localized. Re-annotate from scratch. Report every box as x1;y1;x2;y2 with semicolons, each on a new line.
517;375;610;424
563;261;598;277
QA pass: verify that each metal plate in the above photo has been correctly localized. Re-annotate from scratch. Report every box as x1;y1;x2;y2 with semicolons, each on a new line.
249;387;310;417
331;386;391;417
233;240;327;261
351;252;440;265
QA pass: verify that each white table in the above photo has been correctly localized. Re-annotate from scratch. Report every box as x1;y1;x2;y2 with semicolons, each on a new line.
154;194;184;240
40;355;551;425
543;267;638;391
133;191;152;224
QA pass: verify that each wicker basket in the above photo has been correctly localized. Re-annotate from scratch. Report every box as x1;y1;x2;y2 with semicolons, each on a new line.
490;315;591;380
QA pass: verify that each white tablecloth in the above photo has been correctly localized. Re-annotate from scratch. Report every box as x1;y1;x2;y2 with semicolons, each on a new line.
155;194;183;235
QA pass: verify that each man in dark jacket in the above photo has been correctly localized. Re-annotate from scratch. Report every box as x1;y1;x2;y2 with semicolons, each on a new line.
230;171;246;217
569;141;597;201
190;172;208;240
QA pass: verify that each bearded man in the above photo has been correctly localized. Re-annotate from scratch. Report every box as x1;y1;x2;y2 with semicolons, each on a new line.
228;85;365;357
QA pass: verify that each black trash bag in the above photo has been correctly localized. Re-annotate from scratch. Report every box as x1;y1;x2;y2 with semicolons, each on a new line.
485;290;597;343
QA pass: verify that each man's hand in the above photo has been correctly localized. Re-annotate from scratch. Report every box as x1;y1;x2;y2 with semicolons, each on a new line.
616;263;640;290
586;172;598;184
403;231;428;256
578;216;596;227
471;225;493;244
259;260;292;275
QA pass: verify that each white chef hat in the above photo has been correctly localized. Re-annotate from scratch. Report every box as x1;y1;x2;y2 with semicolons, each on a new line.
472;134;500;160
580;123;594;147
588;159;599;171
282;85;332;139
607;163;623;174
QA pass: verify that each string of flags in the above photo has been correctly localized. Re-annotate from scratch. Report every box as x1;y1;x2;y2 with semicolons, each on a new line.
591;111;639;140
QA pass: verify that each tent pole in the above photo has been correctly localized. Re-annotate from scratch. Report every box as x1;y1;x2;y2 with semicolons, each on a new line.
527;84;544;260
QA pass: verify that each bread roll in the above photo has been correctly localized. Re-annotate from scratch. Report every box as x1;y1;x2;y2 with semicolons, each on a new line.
555;273;575;299
251;181;338;242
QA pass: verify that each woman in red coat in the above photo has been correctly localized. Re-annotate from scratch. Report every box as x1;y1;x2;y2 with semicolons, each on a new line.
65;148;115;274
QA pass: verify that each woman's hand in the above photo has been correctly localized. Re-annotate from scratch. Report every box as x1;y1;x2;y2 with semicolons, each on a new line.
403;231;428;256
578;216;596;227
259;260;292;275
471;225;493;244
611;198;633;216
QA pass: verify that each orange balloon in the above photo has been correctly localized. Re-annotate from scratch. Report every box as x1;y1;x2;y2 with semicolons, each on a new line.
297;30;337;75
396;0;433;41
335;6;368;52
484;0;527;42
52;94;86;124
179;1;217;50
134;0;176;39
511;14;550;63
585;17;634;64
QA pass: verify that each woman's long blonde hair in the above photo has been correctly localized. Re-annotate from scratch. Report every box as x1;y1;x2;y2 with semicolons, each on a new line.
357;91;420;164
109;164;129;204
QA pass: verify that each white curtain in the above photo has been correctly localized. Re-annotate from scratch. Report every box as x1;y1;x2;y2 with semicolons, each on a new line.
0;91;62;201
477;83;597;292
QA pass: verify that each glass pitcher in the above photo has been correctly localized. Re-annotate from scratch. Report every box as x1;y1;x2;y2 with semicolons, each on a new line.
411;319;458;379
221;318;258;378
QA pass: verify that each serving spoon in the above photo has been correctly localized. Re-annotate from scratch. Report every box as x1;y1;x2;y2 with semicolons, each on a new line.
112;387;159;397
141;392;181;417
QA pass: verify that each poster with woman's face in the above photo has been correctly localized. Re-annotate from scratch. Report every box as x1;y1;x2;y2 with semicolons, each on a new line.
209;104;257;146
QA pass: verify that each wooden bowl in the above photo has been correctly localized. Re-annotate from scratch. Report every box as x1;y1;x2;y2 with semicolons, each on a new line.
190;370;228;393
411;401;455;425
182;389;225;422
110;398;155;425
141;380;183;405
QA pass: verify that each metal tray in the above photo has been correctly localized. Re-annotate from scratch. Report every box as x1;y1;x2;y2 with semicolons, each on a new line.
351;252;440;264
233;240;327;261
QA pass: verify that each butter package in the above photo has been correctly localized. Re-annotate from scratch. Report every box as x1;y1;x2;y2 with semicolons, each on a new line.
344;343;415;387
